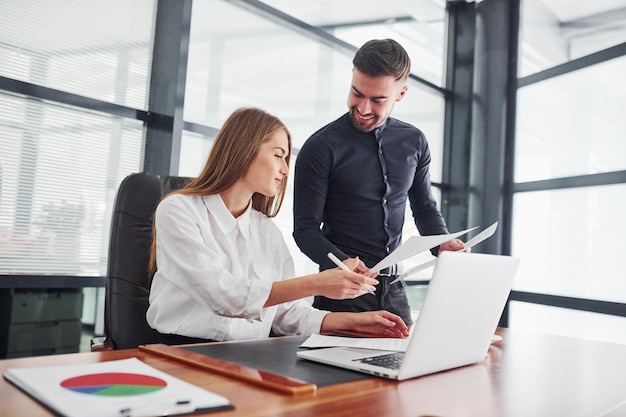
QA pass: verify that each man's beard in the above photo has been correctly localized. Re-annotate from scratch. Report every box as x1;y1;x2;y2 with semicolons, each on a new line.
349;108;378;133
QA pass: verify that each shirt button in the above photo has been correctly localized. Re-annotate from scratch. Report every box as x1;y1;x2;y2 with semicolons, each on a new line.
378;149;383;154
383;175;388;180
383;199;387;205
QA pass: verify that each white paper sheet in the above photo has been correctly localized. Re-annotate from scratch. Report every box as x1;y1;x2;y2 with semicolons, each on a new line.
389;221;499;284
371;227;477;272
462;221;498;250
300;333;502;353
301;333;410;352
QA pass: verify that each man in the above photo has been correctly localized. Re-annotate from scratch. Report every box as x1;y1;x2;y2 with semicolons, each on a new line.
293;39;463;325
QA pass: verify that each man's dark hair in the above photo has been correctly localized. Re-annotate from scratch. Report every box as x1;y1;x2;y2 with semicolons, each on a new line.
352;38;411;81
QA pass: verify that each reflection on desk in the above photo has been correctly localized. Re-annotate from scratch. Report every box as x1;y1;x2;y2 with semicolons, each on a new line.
2;328;626;417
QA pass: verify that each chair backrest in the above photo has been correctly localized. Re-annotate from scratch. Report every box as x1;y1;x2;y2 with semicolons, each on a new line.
105;172;191;349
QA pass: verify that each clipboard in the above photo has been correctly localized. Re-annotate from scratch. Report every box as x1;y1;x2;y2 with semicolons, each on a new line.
3;357;233;417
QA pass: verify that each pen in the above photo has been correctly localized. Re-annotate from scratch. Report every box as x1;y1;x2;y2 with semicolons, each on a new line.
119;399;194;417
327;252;375;295
389;258;437;285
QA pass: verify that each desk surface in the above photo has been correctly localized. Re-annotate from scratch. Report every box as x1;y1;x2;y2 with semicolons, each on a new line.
2;328;626;417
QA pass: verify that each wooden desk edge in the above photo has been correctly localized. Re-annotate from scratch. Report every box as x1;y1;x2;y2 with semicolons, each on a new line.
139;343;316;395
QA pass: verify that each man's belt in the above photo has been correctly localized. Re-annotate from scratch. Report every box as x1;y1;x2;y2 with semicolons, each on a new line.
377;264;397;277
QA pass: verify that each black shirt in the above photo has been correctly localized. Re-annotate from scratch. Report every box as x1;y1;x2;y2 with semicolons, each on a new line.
293;112;448;271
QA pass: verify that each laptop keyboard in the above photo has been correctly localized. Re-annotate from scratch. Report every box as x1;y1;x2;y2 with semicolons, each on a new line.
353;352;405;370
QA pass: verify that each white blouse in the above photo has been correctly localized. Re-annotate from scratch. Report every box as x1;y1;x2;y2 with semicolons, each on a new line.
146;194;328;341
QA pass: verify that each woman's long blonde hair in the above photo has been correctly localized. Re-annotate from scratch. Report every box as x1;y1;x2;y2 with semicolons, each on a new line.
148;107;292;275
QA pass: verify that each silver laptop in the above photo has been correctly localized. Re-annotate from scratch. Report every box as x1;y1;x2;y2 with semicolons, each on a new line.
297;251;520;381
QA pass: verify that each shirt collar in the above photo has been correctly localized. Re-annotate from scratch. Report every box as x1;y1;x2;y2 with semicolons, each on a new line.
203;194;251;240
374;119;388;137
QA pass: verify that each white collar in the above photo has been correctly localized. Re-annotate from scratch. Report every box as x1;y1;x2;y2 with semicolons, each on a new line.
202;194;251;241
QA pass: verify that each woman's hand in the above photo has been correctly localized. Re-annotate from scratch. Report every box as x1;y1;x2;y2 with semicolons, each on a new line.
315;258;378;300
349;257;378;278
321;310;409;339
265;258;377;307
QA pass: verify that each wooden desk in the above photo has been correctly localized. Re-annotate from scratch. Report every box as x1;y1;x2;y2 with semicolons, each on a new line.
2;328;626;417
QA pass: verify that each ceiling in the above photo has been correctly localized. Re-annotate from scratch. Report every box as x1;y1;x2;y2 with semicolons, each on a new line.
2;0;625;53
540;0;626;21
259;0;626;26
258;0;626;75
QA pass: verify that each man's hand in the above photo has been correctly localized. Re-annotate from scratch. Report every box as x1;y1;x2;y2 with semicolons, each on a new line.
438;238;468;254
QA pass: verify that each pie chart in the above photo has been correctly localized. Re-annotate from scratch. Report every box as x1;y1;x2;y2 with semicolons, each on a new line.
60;372;167;396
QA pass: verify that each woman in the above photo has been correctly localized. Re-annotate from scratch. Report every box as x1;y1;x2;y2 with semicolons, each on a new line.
146;107;408;344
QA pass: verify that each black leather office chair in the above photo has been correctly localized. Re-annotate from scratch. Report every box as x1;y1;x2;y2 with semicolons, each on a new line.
94;172;191;350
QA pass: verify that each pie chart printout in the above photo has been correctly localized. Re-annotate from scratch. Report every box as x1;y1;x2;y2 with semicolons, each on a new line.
60;373;167;396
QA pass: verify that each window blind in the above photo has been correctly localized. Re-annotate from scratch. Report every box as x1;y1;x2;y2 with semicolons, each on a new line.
0;0;154;276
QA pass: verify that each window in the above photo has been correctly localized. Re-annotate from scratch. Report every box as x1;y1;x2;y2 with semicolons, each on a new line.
0;95;144;276
512;185;626;303
0;1;152;109
515;56;626;182
511;0;626;344
0;0;153;277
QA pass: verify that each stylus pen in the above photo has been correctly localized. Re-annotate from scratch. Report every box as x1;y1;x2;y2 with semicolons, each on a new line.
327;252;375;295
120;399;194;417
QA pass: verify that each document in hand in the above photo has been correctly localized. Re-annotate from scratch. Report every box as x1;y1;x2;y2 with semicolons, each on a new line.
3;357;233;417
371;226;477;272
390;221;500;284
